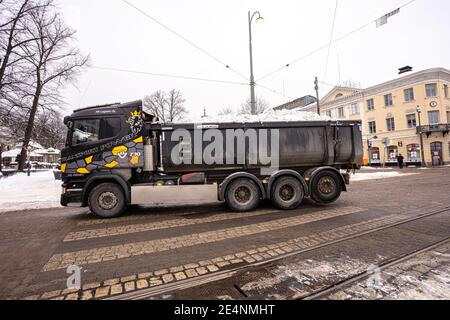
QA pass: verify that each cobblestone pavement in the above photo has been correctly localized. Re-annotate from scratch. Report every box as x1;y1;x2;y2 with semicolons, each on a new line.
1;167;450;300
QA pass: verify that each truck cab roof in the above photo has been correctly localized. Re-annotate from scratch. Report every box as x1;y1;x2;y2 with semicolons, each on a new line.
65;100;144;124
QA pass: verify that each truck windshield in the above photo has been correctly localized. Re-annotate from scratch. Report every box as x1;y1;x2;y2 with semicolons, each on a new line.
72;119;100;146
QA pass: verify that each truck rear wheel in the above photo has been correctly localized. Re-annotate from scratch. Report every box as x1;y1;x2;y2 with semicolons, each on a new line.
225;178;261;212
310;170;342;204
88;183;126;218
271;176;304;210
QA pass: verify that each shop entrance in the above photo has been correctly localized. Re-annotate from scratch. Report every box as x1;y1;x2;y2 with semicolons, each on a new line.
407;144;421;165
369;147;381;166
430;142;443;166
386;146;398;166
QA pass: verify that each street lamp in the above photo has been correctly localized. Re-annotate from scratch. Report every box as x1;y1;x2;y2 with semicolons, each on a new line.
248;11;264;115
416;106;426;167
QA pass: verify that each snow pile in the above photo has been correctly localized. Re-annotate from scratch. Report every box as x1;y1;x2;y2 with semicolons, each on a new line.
177;109;331;124
351;171;418;182
0;171;61;213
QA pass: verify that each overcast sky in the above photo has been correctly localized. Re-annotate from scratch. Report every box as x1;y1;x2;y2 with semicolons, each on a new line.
59;0;450;117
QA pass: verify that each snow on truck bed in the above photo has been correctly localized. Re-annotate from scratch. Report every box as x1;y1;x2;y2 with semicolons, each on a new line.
177;109;331;124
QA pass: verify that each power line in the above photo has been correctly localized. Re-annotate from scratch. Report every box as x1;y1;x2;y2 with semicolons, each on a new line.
92;66;248;86
323;0;339;82
257;0;417;82
120;0;248;81
318;80;338;87
256;83;294;101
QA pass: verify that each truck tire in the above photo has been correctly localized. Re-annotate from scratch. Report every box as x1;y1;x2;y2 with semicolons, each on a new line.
310;170;342;204
225;178;261;212
271;176;304;210
88;183;126;218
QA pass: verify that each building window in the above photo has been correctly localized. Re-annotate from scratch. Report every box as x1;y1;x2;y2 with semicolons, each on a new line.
447;111;450;123
406;114;417;129
326;110;332;118
386;117;395;132
368;121;377;134
351;103;359;115
404;88;415;102
335;93;344;99
367;99;374;111
370;147;380;163
444;84;449;98
387;146;398;163
428;111;440;125
384;93;393;107
426;83;437;97
407;144;420;163
338;107;345;118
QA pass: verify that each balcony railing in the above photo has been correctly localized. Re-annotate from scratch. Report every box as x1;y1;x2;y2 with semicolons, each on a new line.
416;124;450;137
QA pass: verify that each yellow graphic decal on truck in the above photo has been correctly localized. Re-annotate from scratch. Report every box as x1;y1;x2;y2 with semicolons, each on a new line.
105;161;119;169
133;136;143;144
85;156;93;164
61;163;67;173
112;146;128;156
77;168;90;174
130;156;140;165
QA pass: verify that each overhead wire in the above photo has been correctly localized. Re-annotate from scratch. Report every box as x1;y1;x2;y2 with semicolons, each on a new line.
256;0;417;82
323;0;339;82
120;0;248;81
92;66;248;86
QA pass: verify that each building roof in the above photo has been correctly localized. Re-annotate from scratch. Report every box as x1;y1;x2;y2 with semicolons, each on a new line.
273;95;317;111
1;149;44;158
319;67;450;107
34;148;61;155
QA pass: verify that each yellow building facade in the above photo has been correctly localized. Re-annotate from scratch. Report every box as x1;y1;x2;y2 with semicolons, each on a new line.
303;68;450;166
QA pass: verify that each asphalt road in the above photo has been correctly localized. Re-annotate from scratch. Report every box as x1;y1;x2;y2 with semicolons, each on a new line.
0;167;449;300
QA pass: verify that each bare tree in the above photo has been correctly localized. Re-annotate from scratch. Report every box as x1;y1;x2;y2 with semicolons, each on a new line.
32;109;66;149
16;2;89;171
166;89;187;122
218;107;234;116
143;89;187;123
0;0;49;105
239;96;270;115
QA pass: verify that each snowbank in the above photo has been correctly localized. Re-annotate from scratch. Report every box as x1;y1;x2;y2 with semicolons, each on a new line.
351;171;418;182
0;171;61;213
177;109;331;124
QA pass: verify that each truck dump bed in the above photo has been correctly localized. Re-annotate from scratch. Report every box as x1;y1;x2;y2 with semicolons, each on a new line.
155;121;363;174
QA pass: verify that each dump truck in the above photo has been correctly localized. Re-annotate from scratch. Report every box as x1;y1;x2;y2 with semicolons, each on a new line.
61;100;363;218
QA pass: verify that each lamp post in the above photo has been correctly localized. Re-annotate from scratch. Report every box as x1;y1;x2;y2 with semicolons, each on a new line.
248;11;264;115
416;106;426;167
314;77;320;115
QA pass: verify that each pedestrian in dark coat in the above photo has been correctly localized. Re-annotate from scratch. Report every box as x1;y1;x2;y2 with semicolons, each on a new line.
397;154;404;169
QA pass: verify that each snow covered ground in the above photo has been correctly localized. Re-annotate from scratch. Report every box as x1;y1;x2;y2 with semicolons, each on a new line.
350;171;418;182
0;171;61;213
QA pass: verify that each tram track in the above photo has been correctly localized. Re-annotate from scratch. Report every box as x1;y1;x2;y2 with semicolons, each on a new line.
298;236;450;300
109;205;450;300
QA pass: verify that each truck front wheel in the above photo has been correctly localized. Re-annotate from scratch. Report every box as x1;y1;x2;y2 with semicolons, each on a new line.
310;170;342;204
88;183;126;218
271;176;304;210
225;178;261;212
